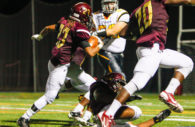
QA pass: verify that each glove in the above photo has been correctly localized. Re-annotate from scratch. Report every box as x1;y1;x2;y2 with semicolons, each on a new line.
31;34;43;41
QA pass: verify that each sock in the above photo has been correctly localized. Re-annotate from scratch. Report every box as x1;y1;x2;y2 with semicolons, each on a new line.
73;103;84;112
105;99;122;117
22;104;39;120
165;78;180;94
83;110;92;121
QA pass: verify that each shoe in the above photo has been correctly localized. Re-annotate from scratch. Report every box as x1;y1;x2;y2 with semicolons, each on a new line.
97;111;114;127
126;94;142;102
76;117;96;126
153;109;171;123
17;117;30;127
68;111;81;119
159;91;183;113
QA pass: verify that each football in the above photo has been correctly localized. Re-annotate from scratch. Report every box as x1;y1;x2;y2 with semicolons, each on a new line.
88;36;99;48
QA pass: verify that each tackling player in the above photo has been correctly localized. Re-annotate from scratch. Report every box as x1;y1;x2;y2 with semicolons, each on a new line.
92;0;130;78
90;73;171;127
67;0;130;124
97;0;195;126
17;2;104;127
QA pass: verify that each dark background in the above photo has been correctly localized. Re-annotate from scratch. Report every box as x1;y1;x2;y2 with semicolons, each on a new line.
0;0;194;93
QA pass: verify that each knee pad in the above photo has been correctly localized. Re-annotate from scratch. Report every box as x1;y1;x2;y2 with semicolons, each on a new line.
131;72;151;90
124;72;151;95
78;71;96;87
84;91;90;100
129;106;142;120
34;95;48;110
176;58;194;78
45;90;58;104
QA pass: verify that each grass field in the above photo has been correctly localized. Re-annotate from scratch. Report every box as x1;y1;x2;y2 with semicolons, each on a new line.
0;92;195;127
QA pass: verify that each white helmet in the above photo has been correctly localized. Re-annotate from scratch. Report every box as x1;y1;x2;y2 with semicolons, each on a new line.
101;0;119;14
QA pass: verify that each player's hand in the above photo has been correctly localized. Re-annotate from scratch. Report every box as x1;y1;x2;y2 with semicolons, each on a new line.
94;35;104;49
31;34;43;41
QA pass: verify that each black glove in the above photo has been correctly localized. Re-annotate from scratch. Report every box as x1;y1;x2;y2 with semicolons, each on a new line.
153;109;171;123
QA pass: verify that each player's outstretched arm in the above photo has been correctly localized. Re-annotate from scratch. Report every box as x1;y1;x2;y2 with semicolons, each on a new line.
136;109;171;127
31;24;56;41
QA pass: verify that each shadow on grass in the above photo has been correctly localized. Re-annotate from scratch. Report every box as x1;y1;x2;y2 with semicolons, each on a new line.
0;125;15;127
3;119;74;126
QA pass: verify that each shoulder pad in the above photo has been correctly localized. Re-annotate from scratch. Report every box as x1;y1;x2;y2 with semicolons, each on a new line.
93;10;101;15
116;9;127;13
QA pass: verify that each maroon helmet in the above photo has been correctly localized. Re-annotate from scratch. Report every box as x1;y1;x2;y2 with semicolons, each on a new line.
101;72;126;92
69;2;92;25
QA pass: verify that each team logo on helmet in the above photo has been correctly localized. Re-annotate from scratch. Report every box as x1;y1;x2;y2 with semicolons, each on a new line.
69;2;92;25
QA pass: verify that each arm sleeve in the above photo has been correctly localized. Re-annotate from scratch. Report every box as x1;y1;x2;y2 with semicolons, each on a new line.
80;41;90;49
116;9;130;23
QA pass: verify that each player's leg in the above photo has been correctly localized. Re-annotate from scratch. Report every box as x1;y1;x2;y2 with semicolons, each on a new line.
97;105;142;127
159;49;193;112
106;52;126;78
135;109;171;127
69;91;90;118
68;69;96;115
17;61;69;126
98;44;162;127
98;50;125;77
115;106;142;121
97;50;111;74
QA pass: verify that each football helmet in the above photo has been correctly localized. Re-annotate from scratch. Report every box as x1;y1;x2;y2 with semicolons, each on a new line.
101;72;126;92
101;0;119;14
69;2;92;25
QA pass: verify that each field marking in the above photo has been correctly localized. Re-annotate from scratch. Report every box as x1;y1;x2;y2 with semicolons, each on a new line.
1;107;195;122
143;114;195;119
165;118;195;122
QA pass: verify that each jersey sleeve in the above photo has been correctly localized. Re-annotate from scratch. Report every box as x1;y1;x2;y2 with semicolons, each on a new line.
75;23;91;41
116;9;130;23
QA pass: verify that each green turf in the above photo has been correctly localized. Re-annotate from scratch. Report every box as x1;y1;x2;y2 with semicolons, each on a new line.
0;92;195;127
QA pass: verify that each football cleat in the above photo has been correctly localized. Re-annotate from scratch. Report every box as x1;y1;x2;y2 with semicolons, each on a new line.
97;111;115;127
159;91;183;113
126;94;142;102
76;117;96;126
68;111;81;119
17;117;30;127
153;109;171;123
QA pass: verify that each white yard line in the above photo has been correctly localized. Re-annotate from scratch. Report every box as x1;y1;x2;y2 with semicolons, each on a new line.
0;107;69;113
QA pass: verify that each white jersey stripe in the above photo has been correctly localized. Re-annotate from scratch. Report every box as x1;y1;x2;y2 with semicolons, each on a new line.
76;29;90;36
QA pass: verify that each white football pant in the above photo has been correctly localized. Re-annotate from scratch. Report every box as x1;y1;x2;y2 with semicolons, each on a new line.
124;43;193;95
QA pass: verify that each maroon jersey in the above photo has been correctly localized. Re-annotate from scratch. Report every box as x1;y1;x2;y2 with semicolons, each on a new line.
51;17;90;66
129;0;168;50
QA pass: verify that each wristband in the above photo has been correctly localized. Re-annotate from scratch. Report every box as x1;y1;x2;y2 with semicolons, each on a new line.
98;43;104;49
97;30;107;37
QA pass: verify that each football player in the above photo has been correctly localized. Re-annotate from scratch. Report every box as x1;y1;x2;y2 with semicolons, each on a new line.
67;0;130;124
97;0;195;126
68;73;142;126
17;2;104;127
90;73;171;127
92;0;130;78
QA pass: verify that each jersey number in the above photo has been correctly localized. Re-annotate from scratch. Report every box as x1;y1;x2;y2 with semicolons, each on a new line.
98;24;119;38
56;24;70;48
135;0;152;34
